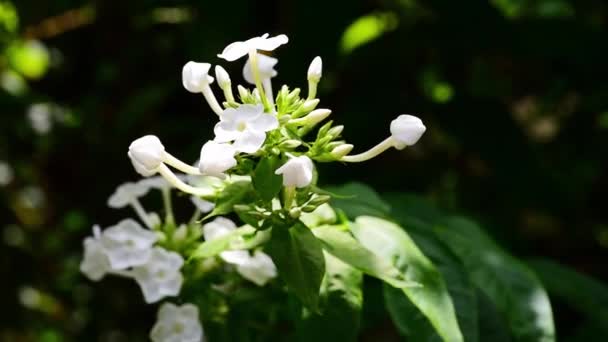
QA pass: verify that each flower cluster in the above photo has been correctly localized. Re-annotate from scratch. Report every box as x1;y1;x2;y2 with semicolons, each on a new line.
82;33;426;342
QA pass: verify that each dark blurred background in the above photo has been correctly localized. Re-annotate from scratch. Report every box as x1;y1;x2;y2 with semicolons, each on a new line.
1;0;608;341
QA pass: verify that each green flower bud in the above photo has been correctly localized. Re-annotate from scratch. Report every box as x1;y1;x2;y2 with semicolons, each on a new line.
327;125;344;138
279;139;302;149
331;144;354;159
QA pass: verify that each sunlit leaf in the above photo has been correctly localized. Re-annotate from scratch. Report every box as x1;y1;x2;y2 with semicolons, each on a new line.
340;12;398;54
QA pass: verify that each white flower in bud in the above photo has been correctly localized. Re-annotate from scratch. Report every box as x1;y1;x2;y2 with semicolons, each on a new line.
300;99;320;113
198;141;237;179
133;247;184;303
307;56;322;83
215;65;231;90
107;182;150;208
150;303;203;342
302;109;331;125
100;219;158;270
214;104;278;153
331;144;354;159
128;135;165;177
218;33;289;62
80;226;112;281
243;54;278;84
390;114;426;149
190;196;215;213
275;156;314;188
182;62;214;93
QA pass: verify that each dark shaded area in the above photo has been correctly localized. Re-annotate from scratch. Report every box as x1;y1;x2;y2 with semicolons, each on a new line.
1;0;608;340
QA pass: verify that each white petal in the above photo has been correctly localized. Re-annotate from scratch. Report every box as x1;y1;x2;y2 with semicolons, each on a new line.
198;141;237;178
243;54;278;84
203;217;236;241
182;61;213;93
233;130;266;154
128;135;165;174
217;41;250;62
220;250;250;265
390;114;426;148
255;34;289;51
275;156;314;188
190;196;214;213
249;113;278;132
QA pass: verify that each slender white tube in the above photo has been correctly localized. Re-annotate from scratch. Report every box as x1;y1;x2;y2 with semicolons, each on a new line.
158;164;214;197
162;152;201;175
201;86;224;115
340;137;396;163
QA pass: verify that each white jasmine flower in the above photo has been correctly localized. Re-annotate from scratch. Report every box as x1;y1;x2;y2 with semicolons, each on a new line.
133;247;184;303
80;226;112;281
0;161;14;186
307;56;322;83
128;135;165;177
390;114;426;149
182;61;223;115
190;196;214;213
100;219;158;270
182;62;214;93
150;303;203;342
217;33;289;62
107;182;150;208
214;104;278;153
243;54;277;84
275;156;314;188
198;141;237;179
233;250;277;286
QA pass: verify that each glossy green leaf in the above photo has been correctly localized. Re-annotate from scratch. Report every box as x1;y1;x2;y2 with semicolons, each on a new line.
190;226;255;260
434;217;555;342
312;224;414;287
204;181;254;219
327;182;391;218
252;156;283;201
351;216;463;342
267;222;325;310
295;252;362;342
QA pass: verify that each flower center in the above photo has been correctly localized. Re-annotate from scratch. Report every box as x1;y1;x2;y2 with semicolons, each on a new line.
173;322;184;334
237;122;247;132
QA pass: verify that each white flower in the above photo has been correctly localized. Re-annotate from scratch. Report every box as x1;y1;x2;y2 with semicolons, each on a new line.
182;62;214;93
217;33;289;62
390;114;426;149
202;217;237;241
198;141;237;179
307;56;322;83
243;54;277;84
100;219;158;270
80;226;112;281
107;182;150;208
128;135;165;176
215;65;231;90
214;104;278;153
233;250;277;286
0;161;14;186
190;196;214;213
275;156;314;188
133;247;184;303
150;303;203;342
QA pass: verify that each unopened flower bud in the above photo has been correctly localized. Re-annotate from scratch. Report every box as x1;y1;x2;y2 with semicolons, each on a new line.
308;194;331;206
198;141;237;179
289;207;301;218
286;88;301;102
327;125;344;138
303;109;331;125
215;65;231;89
275;156;314;188
128;135;165;177
237;85;249;100
172;225;188;242
279;139;302;149
301;99;319;112
331;144;354;159
307;56;322;83
390;114;426;149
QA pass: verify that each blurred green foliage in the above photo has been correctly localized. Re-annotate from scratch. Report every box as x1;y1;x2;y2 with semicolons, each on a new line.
1;0;608;341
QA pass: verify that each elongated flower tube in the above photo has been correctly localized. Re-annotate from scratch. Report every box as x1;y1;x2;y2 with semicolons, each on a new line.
244;54;278;105
307;56;322;100
182;61;223;115
341;115;426;162
107;182;156;228
215;65;235;103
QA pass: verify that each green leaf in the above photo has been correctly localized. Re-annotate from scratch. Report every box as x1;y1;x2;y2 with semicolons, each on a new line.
295;252;363;342
267;222;325;310
434;217;555;342
351;216;463;342
252;156;283;201
327;182;391;218
312;224;414;287
190;226;256;260
529;258;608;326
476;288;512;342
204;181;254;219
